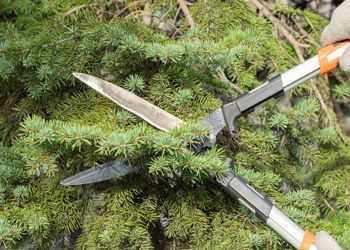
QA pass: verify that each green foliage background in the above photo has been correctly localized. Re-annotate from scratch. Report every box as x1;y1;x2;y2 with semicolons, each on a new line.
0;0;349;249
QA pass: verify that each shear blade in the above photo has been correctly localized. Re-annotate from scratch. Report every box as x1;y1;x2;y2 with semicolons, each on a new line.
73;72;183;132
60;159;137;185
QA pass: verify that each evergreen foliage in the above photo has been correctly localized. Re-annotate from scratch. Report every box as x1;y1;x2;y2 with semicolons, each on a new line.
1;0;350;249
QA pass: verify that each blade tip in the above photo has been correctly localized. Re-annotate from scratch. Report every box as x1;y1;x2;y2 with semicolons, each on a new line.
60;179;76;186
72;72;84;79
72;72;104;93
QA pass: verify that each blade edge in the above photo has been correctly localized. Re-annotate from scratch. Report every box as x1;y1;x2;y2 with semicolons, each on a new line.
60;159;137;185
73;73;184;131
200;108;226;137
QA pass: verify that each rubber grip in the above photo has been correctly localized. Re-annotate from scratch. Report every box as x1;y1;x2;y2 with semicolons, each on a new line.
221;75;284;132
299;231;315;250
216;170;273;222
318;40;350;75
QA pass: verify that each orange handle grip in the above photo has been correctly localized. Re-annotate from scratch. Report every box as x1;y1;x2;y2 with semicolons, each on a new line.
299;231;315;250
318;40;350;75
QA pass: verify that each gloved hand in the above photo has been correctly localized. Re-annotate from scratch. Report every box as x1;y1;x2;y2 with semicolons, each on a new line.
321;0;350;71
317;3;348;249
315;230;342;250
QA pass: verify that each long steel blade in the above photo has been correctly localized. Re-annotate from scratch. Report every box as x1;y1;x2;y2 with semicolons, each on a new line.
73;73;183;132
60;159;136;185
73;73;226;136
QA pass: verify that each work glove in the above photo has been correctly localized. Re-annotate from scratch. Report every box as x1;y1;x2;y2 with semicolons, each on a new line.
321;0;350;71
314;230;341;250
316;3;348;250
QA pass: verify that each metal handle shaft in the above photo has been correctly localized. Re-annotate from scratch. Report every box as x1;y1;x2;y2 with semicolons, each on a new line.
217;170;317;250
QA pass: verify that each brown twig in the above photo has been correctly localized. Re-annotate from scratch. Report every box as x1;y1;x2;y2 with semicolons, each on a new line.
249;0;305;62
249;0;335;127
109;1;142;22
63;4;97;17
332;72;348;84
124;10;142;19
332;98;350;136
159;0;173;23
322;198;336;212
118;0;142;16
173;6;181;25
177;0;195;29
41;36;76;49
142;0;152;25
263;1;313;50
333;98;350;104
216;67;244;94
310;79;334;128
169;21;185;38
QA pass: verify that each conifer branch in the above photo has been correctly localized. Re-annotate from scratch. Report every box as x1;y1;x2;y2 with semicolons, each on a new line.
1;1;349;247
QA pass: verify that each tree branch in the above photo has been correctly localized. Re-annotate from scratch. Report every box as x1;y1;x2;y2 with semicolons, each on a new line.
63;4;94;17
177;0;195;29
249;0;305;62
216;67;243;94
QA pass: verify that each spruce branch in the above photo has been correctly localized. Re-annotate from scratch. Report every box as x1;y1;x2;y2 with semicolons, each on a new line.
1;1;350;247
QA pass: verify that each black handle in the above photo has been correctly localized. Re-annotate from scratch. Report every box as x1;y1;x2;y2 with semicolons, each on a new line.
221;75;284;132
216;170;273;222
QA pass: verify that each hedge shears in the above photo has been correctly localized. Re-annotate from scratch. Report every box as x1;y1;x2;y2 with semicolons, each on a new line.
62;40;350;250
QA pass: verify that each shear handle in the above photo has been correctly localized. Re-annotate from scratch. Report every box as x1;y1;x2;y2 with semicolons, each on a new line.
318;40;350;75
